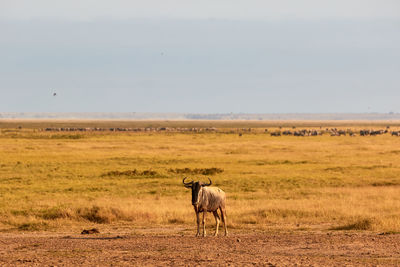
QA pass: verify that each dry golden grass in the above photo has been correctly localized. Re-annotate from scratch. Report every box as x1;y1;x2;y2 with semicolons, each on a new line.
1;120;400;232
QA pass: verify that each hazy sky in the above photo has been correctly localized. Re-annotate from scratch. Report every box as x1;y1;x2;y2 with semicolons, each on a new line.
1;0;399;113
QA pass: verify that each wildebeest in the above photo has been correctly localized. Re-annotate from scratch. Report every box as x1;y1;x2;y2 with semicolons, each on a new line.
392;131;400;136
183;177;228;237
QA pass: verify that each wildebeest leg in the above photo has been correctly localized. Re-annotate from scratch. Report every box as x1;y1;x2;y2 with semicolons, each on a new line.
213;210;220;236
202;211;207;237
220;207;228;236
195;211;200;237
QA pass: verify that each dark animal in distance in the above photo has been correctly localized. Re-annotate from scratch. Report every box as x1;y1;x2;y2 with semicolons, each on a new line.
81;228;100;234
183;177;228;237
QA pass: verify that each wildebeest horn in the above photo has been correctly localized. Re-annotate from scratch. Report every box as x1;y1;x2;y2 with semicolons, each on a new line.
183;177;193;187
203;177;212;186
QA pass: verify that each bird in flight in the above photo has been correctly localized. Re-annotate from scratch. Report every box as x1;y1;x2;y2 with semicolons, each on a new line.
53;92;57;96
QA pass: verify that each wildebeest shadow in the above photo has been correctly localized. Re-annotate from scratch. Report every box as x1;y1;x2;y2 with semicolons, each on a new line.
62;235;125;240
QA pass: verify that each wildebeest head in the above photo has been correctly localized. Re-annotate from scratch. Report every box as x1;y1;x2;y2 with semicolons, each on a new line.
183;177;212;205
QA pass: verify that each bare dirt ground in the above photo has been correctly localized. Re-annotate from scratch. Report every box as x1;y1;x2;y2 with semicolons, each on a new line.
1;230;400;266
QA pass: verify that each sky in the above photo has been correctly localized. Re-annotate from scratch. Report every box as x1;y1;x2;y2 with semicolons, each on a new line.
0;0;399;113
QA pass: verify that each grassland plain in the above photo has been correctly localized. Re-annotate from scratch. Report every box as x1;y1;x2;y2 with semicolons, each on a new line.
1;120;400;233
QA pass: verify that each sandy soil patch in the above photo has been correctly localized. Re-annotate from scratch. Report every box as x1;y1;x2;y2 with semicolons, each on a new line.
1;230;400;266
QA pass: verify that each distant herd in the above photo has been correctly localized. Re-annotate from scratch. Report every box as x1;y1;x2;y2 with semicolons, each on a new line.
39;127;400;137
41;127;218;133
270;128;400;137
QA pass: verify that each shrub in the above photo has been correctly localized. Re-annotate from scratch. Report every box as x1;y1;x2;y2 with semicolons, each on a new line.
331;218;374;231
168;167;224;175
101;169;158;177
